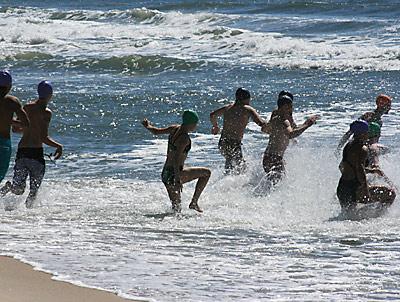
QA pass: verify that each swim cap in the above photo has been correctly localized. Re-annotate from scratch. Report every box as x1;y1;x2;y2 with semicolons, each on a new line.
235;88;251;102
182;110;199;125
278;90;293;102
368;122;381;138
350;120;369;135
376;94;391;108
0;70;12;87
38;80;53;99
277;95;293;108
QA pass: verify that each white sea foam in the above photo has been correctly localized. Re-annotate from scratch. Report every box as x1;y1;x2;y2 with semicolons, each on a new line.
0;7;399;71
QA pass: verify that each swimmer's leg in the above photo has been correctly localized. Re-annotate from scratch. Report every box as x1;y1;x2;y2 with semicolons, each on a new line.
25;160;45;208
180;167;211;213
165;185;182;213
8;159;29;196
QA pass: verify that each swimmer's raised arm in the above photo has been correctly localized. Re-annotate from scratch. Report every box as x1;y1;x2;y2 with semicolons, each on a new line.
142;118;177;135
210;105;229;135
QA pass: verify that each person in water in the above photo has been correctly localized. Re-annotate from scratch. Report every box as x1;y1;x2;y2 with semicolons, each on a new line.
142;110;211;213
336;94;392;155
337;120;395;212
0;81;63;208
0;70;30;184
262;92;318;185
210;88;267;174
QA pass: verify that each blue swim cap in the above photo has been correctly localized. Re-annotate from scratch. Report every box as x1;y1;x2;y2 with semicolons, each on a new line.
350;120;369;135
38;80;53;99
0;70;12;87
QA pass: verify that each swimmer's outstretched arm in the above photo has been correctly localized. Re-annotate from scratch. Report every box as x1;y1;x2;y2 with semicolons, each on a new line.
287;115;318;139
142;119;176;135
210;105;228;134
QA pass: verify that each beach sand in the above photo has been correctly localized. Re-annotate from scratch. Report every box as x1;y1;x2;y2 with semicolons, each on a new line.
0;256;142;302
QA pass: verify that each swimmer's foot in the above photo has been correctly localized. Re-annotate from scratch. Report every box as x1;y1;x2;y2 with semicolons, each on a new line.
172;202;182;213
189;201;203;213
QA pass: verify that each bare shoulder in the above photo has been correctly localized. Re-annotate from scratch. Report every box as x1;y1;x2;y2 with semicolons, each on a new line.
4;95;21;108
44;108;52;121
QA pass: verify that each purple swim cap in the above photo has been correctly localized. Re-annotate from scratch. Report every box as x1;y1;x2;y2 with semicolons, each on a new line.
350;120;369;135
0;70;12;87
38;80;53;99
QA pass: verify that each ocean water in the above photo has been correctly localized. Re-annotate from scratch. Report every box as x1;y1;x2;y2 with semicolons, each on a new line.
0;1;400;301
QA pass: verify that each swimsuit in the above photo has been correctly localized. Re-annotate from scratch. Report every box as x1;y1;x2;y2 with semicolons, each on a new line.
0;137;11;183
218;137;245;172
10;148;46;197
161;128;190;186
336;143;362;210
263;152;285;184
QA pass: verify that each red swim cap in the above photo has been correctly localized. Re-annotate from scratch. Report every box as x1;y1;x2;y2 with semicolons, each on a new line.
376;94;391;108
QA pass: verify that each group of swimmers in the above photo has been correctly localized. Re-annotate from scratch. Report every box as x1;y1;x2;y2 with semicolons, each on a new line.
143;88;396;213
0;68;395;213
0;70;63;208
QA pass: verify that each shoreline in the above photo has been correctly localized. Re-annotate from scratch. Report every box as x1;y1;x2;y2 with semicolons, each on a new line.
0;256;146;302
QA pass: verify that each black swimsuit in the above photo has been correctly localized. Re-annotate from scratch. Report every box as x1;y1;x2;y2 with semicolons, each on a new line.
161;128;191;186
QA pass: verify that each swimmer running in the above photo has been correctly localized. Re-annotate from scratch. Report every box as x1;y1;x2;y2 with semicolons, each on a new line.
210;88;267;174
1;81;63;208
262;91;318;185
142;110;211;213
0;70;30;184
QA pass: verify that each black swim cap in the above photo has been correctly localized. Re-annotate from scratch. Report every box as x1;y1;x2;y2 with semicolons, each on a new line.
277;95;293;108
236;88;251;102
278;90;293;102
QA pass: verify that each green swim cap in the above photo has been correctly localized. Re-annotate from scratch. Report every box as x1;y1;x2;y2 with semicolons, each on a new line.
182;110;199;125
368;122;381;138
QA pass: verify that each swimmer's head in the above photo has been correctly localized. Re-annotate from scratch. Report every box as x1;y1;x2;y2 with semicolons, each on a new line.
38;80;53;101
278;90;293;102
368;122;381;139
350;120;369;141
182;110;199;131
277;94;293;116
376;94;392;114
235;88;251;105
0;70;12;96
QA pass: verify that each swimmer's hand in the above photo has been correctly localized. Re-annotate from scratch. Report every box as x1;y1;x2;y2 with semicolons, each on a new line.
211;126;220;135
142;118;151;129
305;115;320;127
53;145;63;160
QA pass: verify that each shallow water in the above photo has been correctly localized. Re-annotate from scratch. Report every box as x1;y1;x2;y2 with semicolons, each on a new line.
0;1;399;301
